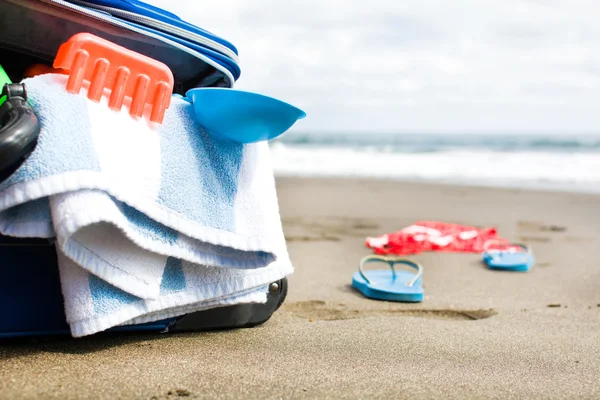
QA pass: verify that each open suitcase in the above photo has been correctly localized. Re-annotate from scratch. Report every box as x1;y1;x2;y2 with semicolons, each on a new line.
0;0;288;338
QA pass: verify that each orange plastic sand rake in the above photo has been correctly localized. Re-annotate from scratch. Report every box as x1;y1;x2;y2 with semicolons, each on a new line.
53;32;174;124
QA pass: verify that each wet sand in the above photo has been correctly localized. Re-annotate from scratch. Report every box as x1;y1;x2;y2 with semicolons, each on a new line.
1;177;599;399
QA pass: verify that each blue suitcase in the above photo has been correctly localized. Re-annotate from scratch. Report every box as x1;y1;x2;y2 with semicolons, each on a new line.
0;0;239;90
0;0;288;338
0;235;288;338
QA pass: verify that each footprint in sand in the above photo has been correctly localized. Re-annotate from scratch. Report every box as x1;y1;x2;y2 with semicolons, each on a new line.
517;220;567;233
283;300;498;322
518;236;552;243
151;389;192;399
516;220;570;249
285;235;341;243
283;217;381;240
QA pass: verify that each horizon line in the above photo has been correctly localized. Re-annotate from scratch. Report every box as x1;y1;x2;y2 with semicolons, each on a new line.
286;129;600;136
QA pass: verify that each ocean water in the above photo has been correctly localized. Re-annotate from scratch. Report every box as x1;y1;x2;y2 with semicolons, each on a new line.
269;133;600;193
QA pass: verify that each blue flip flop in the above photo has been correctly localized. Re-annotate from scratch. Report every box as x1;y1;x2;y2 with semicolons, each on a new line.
352;255;424;302
482;241;535;272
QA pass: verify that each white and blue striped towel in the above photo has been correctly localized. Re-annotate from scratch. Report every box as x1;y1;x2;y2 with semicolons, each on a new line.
0;74;292;337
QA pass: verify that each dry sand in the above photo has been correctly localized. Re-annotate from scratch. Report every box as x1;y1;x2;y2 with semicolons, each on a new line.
1;177;599;399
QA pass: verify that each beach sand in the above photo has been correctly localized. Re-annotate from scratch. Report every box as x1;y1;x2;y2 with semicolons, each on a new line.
1;177;599;399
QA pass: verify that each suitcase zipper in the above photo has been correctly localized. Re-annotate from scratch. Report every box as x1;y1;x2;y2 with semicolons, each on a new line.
36;0;236;87
65;0;239;63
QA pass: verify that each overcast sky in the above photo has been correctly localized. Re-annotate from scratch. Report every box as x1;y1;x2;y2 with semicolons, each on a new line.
151;0;600;134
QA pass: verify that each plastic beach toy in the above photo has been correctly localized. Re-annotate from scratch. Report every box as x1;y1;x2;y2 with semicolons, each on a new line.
0;64;10;107
352;255;424;302
186;87;306;143
53;32;174;124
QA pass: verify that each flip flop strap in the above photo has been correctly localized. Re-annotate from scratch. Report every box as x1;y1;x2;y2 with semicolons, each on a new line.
483;240;532;255
359;255;423;287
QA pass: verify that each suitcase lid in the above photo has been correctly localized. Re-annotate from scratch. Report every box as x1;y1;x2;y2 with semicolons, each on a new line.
65;0;240;80
0;0;239;92
68;0;239;58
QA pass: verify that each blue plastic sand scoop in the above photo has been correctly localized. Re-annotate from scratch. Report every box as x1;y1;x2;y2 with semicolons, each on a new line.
185;88;306;143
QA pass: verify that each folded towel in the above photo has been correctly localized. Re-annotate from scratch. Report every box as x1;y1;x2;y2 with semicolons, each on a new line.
56;243;282;337
0;74;292;336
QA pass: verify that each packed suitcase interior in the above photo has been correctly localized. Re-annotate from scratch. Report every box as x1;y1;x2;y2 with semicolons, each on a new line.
0;0;304;338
